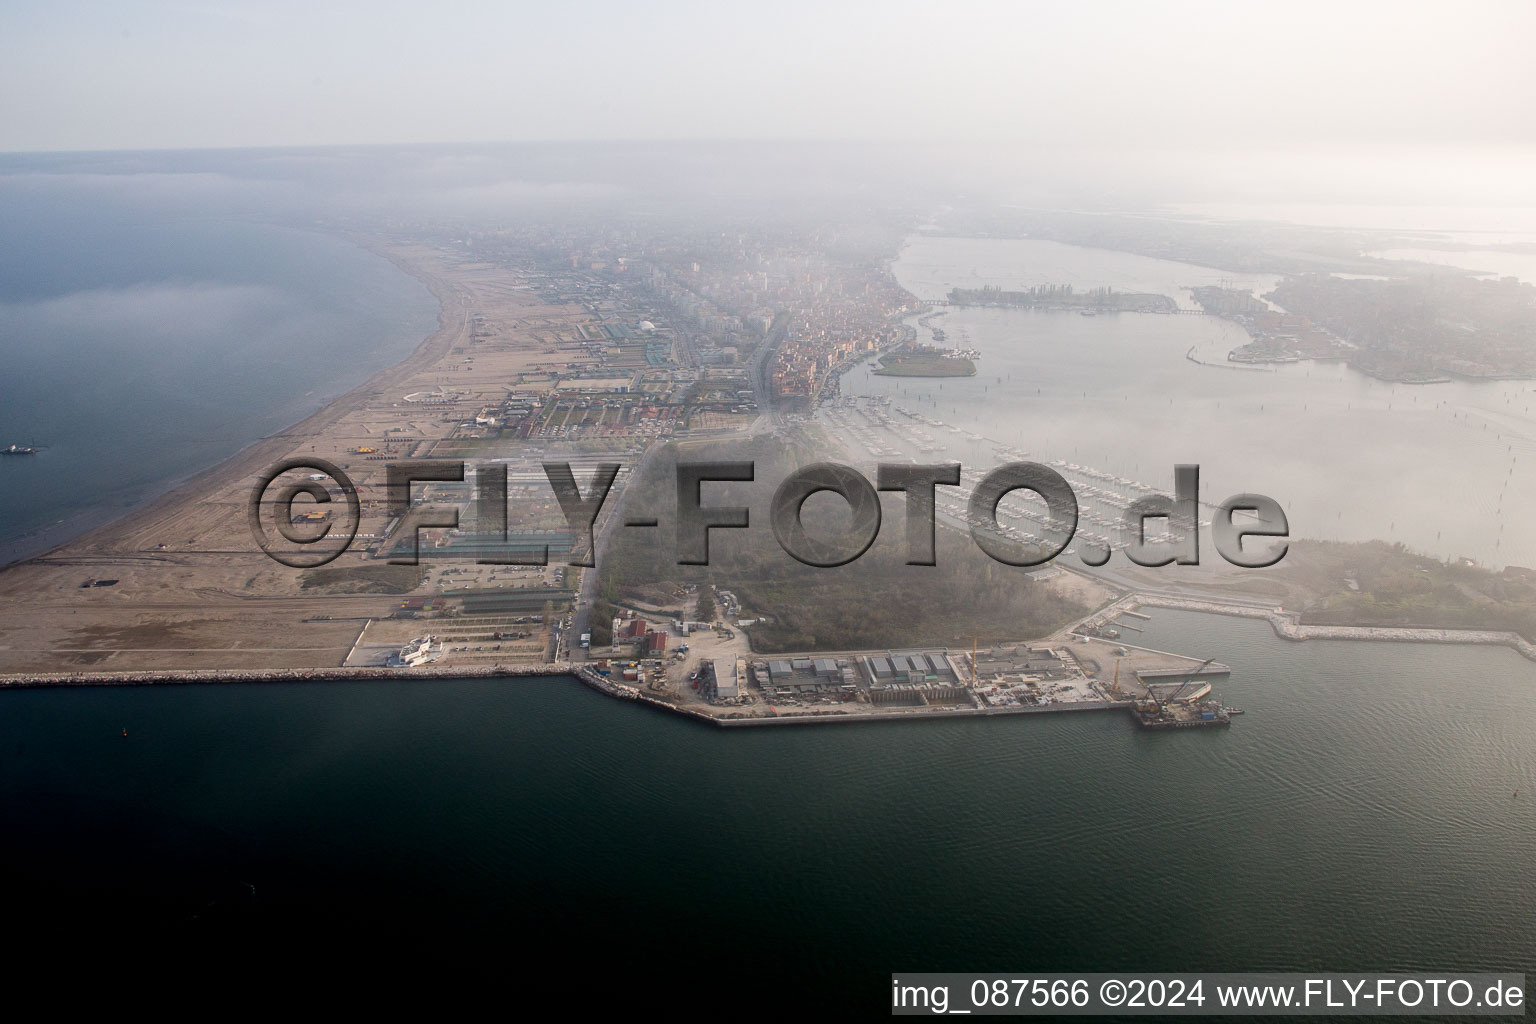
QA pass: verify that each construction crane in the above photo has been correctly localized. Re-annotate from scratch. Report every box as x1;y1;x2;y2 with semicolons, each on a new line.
1155;657;1218;705
959;635;982;684
956;635;1014;685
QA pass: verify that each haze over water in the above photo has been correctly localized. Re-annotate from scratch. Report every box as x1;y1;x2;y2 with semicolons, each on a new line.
877;235;1536;569
0;172;438;564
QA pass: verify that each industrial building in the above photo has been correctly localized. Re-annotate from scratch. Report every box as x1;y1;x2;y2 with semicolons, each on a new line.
967;645;1077;684
861;648;970;706
712;658;740;700
861;649;964;687
745;648;972;707
755;657;860;697
609;614;669;657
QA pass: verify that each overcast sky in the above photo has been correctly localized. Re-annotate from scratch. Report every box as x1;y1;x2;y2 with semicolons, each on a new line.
2;0;1533;154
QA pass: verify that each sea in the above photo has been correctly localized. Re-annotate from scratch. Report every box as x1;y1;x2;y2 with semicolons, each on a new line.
3;611;1532;1000
0;164;439;564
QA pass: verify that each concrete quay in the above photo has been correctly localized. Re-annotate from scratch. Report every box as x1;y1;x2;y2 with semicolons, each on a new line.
1131;595;1536;663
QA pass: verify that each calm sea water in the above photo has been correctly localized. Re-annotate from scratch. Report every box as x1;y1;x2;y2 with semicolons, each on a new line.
0;175;438;564
3;611;1533;999
873;236;1536;569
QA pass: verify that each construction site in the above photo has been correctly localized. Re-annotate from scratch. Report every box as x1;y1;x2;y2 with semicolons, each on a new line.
559;600;1240;729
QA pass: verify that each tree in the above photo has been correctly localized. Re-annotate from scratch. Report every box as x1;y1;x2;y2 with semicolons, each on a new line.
696;588;716;623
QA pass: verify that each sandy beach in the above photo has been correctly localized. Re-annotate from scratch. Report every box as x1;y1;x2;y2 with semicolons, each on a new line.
0;237;588;673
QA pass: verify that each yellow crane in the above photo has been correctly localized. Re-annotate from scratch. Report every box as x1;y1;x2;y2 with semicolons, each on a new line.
957;635;991;684
956;634;1023;685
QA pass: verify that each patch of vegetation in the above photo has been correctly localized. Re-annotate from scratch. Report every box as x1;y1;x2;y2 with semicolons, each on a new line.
299;564;424;594
1285;540;1536;641
596;434;1085;653
948;283;1176;313
728;529;1080;652
589;597;617;646
873;353;976;377
1269;274;1536;380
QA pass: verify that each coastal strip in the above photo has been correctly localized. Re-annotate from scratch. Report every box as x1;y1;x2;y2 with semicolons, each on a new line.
0;661;716;726
0;662;575;688
0;661;1126;729
7;593;1531;732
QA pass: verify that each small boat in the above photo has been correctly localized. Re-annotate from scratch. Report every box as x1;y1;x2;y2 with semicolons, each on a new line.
3;445;38;455
121;727;128;738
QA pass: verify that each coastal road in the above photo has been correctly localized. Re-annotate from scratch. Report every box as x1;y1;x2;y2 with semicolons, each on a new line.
570;443;663;659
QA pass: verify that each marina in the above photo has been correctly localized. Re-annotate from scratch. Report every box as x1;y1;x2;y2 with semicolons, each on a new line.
819;394;1211;557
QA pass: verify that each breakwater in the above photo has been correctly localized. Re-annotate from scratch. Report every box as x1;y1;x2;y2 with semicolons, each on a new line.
1184;344;1275;372
1131;595;1536;663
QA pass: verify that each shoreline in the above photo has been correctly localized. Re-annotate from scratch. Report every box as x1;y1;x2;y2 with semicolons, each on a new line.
0;660;1128;729
1;232;464;571
5;598;1531;719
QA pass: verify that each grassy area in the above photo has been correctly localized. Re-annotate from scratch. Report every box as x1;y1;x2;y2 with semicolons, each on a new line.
595;433;1085;653
1284;540;1536;641
873;353;976;377
299;564;424;594
728;529;1079;652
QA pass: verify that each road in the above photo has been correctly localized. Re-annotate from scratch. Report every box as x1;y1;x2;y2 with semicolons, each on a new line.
567;308;791;659
746;312;789;433
568;443;665;660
